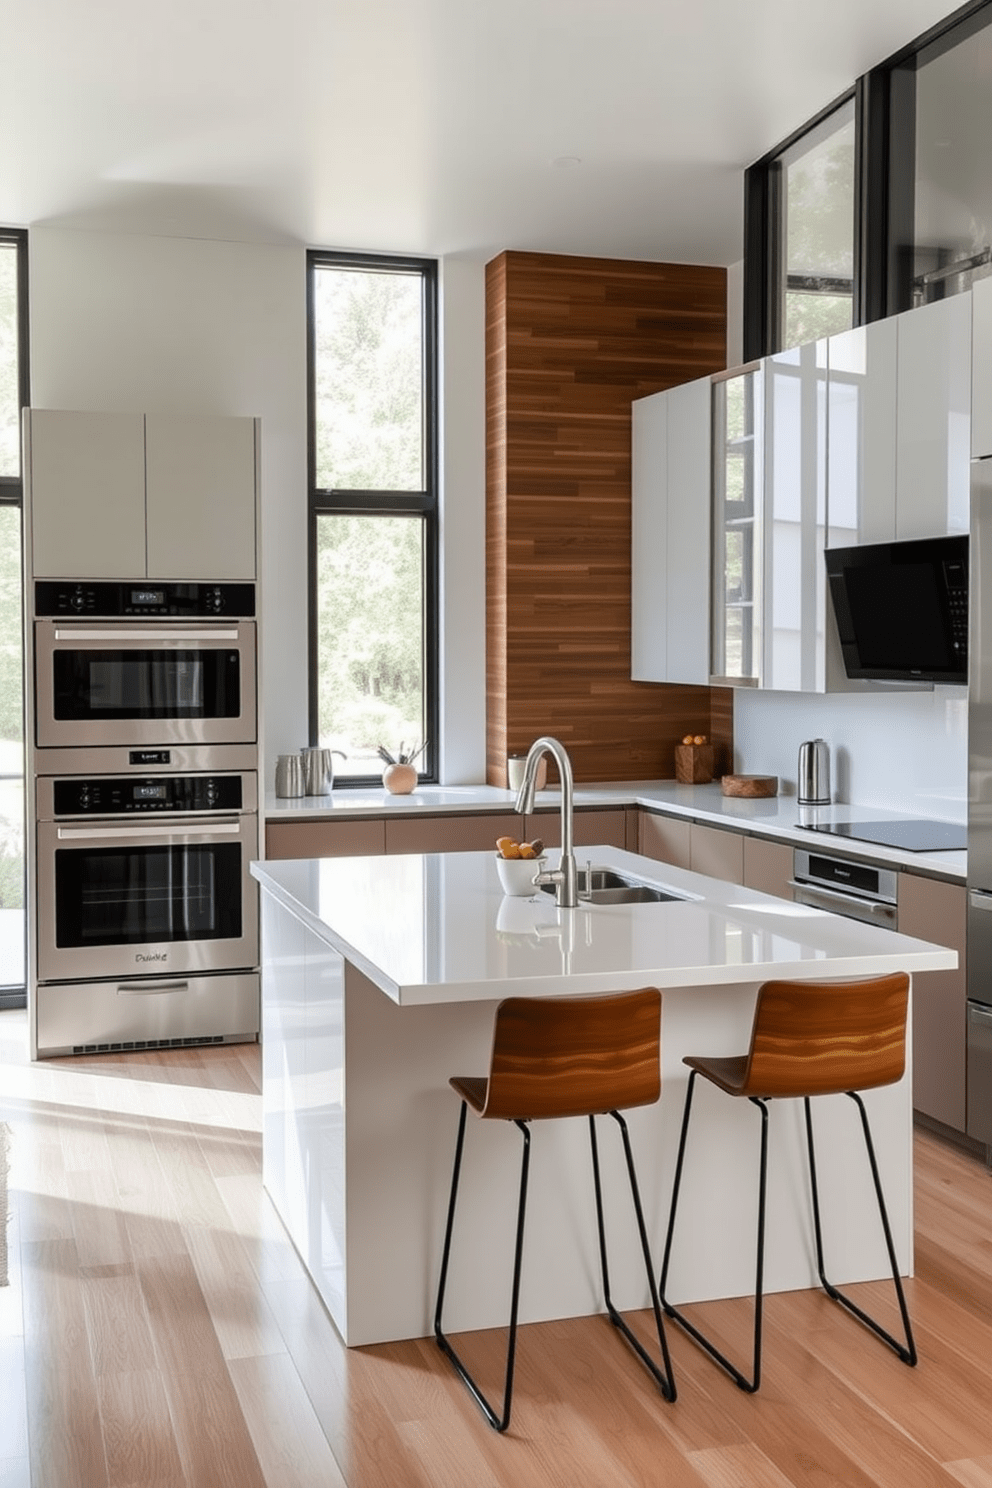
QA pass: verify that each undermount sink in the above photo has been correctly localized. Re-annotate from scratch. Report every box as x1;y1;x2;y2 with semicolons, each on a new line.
539;866;685;906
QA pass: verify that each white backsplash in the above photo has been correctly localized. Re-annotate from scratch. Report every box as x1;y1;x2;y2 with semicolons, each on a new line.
733;687;968;822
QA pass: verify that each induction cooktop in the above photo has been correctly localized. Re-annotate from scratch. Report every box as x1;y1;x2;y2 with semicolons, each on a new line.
802;819;967;852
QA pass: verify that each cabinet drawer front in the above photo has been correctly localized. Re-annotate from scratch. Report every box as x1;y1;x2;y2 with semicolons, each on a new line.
266;819;386;859
526;809;626;851
385;813;513;855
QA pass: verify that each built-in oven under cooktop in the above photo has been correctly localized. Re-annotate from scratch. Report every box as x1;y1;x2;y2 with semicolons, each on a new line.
802;819;967;852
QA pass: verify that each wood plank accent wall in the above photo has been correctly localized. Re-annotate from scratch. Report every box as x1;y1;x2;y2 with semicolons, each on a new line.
486;250;731;785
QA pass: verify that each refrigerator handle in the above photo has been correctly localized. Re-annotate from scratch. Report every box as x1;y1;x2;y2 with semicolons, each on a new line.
969;889;992;912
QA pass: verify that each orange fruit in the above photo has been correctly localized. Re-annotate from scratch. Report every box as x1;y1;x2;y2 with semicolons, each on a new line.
682;734;694;745
693;734;707;745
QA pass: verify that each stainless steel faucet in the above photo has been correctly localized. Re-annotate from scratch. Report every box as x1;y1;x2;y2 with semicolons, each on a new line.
514;736;578;908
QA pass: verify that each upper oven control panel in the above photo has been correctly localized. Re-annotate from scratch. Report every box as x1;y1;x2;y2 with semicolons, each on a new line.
34;581;256;618
52;775;245;815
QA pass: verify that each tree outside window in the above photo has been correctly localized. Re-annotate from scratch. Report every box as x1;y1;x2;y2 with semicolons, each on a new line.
309;255;437;782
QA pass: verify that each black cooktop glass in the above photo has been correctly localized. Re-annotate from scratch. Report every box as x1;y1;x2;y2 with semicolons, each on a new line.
803;819;967;852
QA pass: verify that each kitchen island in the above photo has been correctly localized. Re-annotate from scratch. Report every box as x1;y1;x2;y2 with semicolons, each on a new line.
251;846;957;1347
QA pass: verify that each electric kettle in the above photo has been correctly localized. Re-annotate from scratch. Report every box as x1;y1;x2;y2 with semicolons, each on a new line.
797;738;830;805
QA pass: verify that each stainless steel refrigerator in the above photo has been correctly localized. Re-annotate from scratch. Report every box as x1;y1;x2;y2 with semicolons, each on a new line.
968;457;992;1144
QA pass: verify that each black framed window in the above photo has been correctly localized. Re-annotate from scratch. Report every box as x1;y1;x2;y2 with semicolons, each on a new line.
307;250;438;785
0;227;28;1004
745;93;857;358
745;0;992;359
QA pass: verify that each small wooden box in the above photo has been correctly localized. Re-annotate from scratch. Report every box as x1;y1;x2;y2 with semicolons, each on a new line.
674;743;714;785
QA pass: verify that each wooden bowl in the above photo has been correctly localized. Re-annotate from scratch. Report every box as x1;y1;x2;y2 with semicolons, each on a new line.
721;774;778;799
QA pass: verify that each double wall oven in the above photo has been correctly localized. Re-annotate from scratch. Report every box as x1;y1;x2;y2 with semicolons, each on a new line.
29;581;260;1057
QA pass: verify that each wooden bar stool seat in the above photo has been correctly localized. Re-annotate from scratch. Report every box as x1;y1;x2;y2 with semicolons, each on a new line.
433;988;676;1432
659;971;917;1394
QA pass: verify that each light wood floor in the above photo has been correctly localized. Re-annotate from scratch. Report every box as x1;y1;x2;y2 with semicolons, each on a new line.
3;1008;992;1488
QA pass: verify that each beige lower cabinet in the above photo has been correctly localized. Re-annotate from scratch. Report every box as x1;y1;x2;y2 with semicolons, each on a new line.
742;837;794;900
689;823;744;884
384;813;515;855
638;811;692;870
266;819;387;860
637;811;746;886
525;808;629;851
899;874;967;1133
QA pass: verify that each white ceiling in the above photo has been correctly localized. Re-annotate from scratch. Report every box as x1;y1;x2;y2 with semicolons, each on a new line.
0;0;960;264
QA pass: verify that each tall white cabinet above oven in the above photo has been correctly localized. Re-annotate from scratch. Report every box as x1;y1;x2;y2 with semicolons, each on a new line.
24;409;258;581
23;407;262;1060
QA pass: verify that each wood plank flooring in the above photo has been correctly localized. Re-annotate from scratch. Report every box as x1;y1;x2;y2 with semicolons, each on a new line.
2;1007;992;1487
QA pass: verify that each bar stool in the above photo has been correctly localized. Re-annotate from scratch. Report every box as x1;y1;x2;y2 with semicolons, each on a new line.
659;971;917;1394
433;988;676;1432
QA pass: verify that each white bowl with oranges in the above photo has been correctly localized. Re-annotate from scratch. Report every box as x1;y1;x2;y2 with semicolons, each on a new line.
494;836;547;896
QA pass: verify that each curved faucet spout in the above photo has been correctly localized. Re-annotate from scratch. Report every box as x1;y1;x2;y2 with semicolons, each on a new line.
514;736;578;908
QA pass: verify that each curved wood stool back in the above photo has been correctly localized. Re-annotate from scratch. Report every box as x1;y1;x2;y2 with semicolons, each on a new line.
659;972;916;1393
453;987;662;1121
434;988;676;1431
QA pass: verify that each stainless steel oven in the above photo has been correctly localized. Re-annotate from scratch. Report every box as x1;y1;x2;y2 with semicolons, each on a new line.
33;580;256;750
35;769;258;985
791;848;899;928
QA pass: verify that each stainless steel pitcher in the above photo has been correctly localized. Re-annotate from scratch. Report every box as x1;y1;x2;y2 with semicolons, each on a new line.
797;738;830;805
300;746;347;795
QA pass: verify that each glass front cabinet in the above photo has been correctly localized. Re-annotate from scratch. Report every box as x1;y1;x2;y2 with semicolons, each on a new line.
711;364;763;686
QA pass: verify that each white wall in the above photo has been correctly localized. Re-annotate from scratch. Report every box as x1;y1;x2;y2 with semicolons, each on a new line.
438;257;486;783
733;686;968;820
27;226;488;783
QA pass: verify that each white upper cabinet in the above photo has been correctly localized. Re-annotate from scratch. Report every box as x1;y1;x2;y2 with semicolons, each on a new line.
631;389;668;682
826;318;898;547
145;415;257;581
895;293;971;538
631;375;711;685
972;275;992;459
762;341;828;692
26;410;147;579
26;409;258;581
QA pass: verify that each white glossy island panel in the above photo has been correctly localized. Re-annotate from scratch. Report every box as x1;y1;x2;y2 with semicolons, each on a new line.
252;847;956;1347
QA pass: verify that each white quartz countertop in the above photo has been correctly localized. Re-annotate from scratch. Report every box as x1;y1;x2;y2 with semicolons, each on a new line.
264;779;967;881
250;845;957;1007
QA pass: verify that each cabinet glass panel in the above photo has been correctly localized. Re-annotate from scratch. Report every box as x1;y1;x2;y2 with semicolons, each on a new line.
779;98;855;350
912;12;992;308
712;368;762;683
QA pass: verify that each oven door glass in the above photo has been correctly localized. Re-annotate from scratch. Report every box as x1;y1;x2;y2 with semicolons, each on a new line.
34;620;257;748
36;814;259;982
54;842;242;947
53;649;240;721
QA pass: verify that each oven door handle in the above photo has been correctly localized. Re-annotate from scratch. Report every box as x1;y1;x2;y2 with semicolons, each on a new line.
55;819;243;840
116;980;190;996
52;626;241;642
789;879;897;926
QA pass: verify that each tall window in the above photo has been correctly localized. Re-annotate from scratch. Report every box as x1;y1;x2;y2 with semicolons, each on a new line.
745;0;992;356
0;228;27;1002
778;99;856;350
910;8;992;306
307;251;438;783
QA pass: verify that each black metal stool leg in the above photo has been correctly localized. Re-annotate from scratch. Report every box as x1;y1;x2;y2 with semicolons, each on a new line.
587;1113;677;1402
658;1073;768;1392
804;1094;917;1366
434;1107;532;1432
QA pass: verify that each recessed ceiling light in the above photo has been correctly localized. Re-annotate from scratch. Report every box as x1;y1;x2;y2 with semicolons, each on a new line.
551;155;582;170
